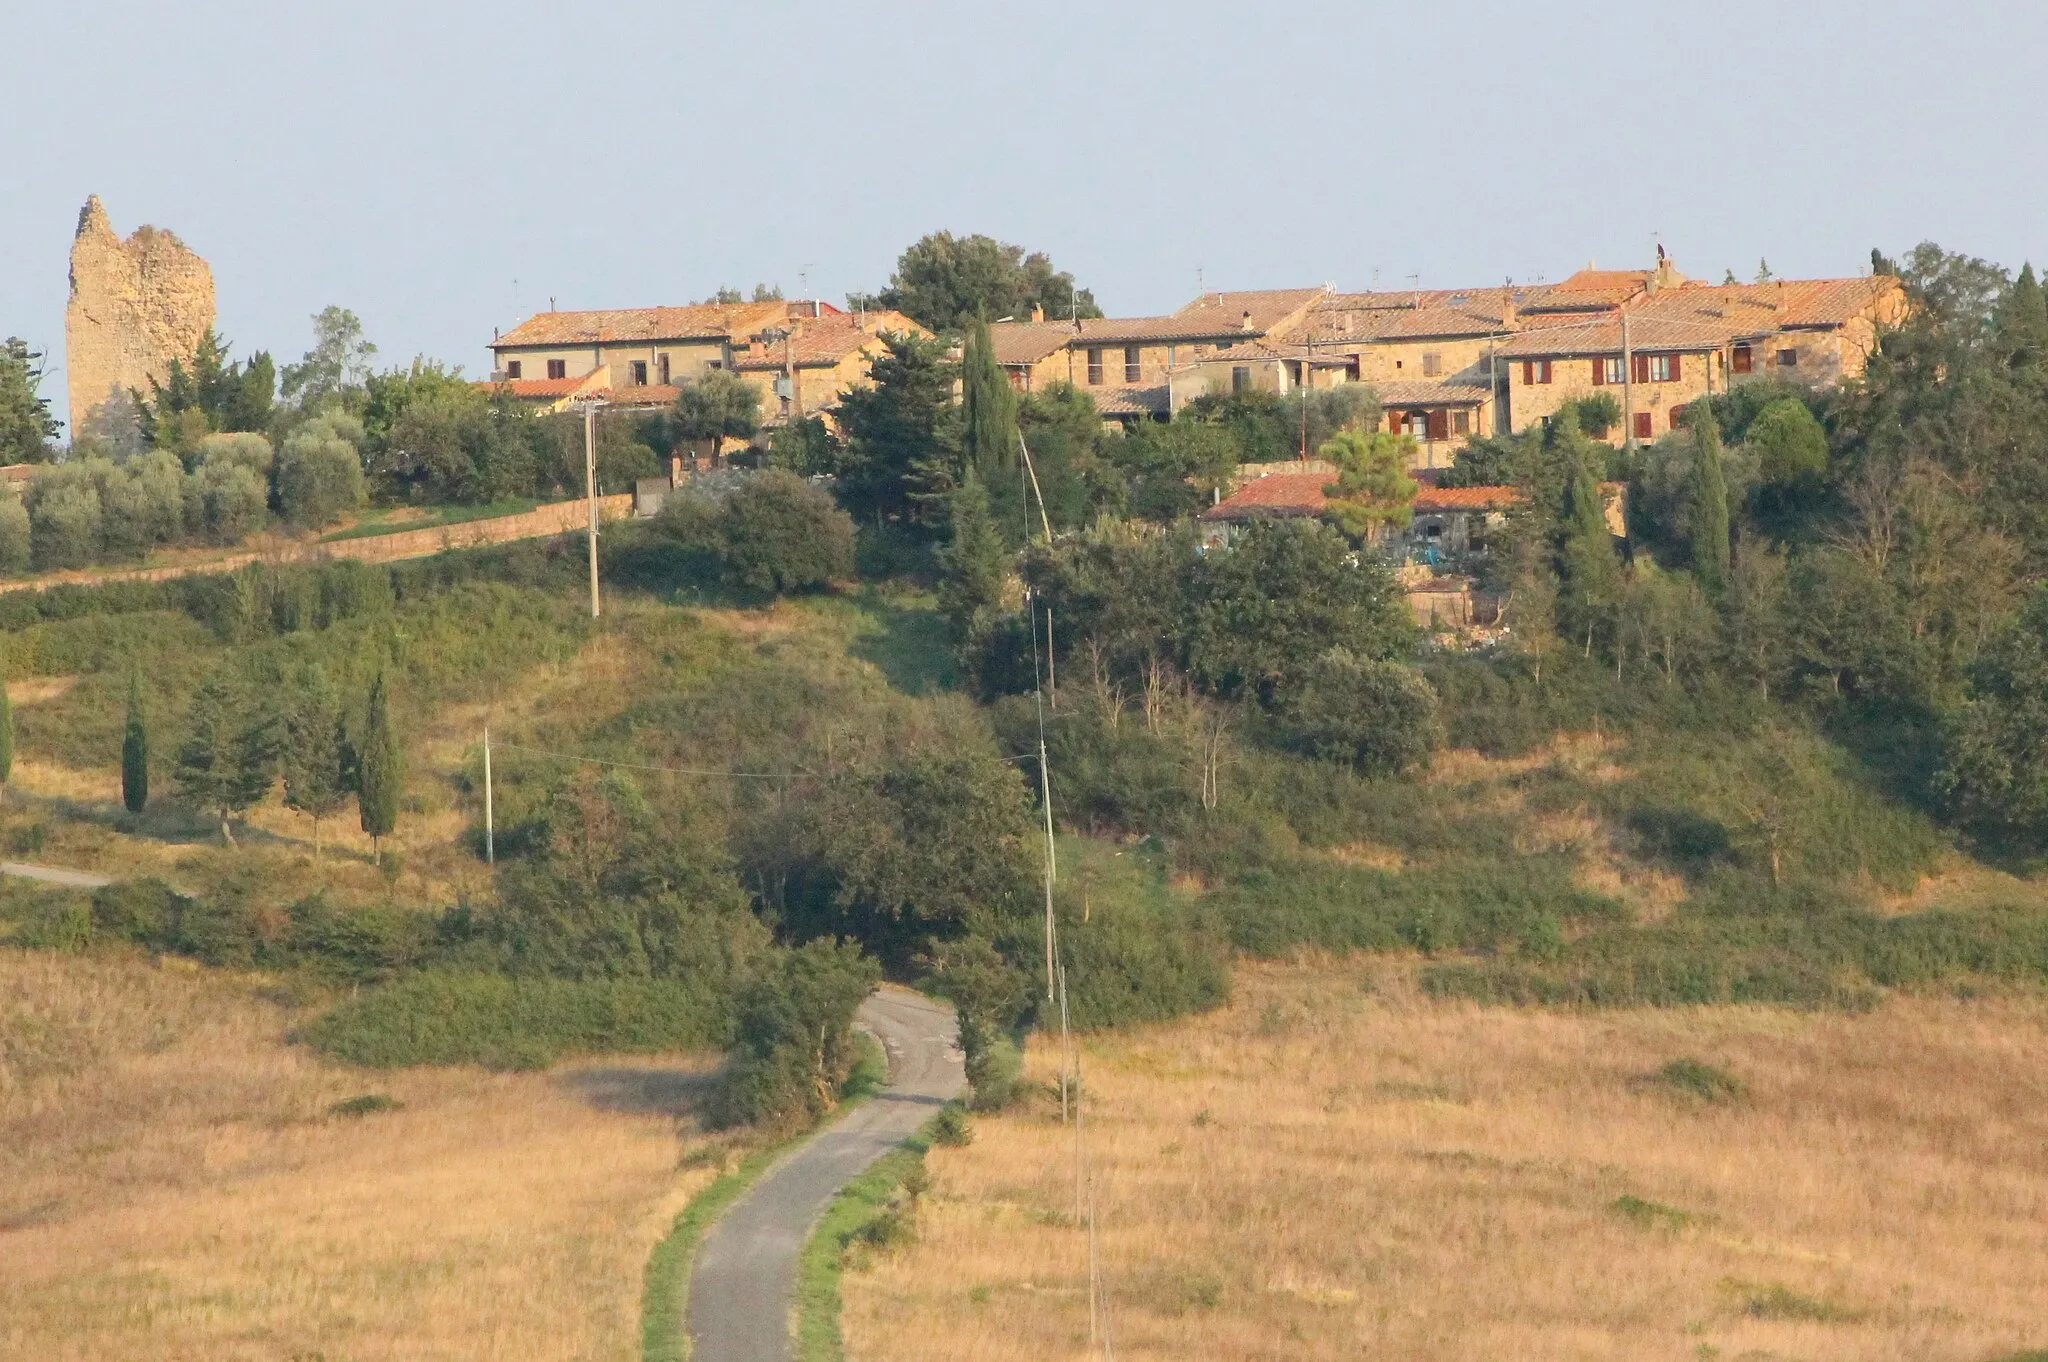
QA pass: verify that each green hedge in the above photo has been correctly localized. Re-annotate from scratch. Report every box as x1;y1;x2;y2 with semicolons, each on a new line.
302;973;734;1069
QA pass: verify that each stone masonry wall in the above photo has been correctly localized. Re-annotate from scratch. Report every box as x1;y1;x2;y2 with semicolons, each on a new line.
64;196;216;435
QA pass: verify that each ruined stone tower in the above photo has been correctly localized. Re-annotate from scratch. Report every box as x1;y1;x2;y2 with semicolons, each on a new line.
64;196;215;435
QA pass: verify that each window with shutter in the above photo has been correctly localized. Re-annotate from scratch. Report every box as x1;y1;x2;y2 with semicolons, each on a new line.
630;360;648;385
1670;404;1688;430
1522;360;1535;386
1087;349;1104;384
1452;410;1470;436
505;360;522;379
547;359;567;380
1633;353;1649;384
1669;354;1683;381
1591;357;1605;385
1422;351;1442;377
1124;346;1141;382
1427;410;1449;440
658;354;671;384
1633;412;1653;441
1732;343;1753;374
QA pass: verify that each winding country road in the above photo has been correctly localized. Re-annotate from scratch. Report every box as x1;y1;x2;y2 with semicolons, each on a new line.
686;987;963;1362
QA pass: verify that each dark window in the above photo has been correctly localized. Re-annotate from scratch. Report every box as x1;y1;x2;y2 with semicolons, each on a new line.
630;360;648;385
1670;404;1688;430
1452;410;1470;436
1777;347;1799;367
1087;348;1104;384
1422;351;1442;377
1231;365;1251;393
1731;343;1753;374
1633;412;1653;441
546;359;567;380
658;354;671;384
1124;346;1141;383
505;360;522;379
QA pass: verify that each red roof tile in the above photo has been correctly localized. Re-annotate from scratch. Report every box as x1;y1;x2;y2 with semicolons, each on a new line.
493;301;791;348
1412;485;1522;512
1201;471;1331;520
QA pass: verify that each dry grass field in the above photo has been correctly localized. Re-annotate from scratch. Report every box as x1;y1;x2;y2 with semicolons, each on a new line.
0;950;727;1362
845;961;2048;1362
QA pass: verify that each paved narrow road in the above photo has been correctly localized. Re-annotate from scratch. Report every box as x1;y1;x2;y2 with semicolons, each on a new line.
686;987;964;1362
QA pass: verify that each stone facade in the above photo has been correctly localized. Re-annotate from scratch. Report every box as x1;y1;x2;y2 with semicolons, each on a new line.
64;197;215;435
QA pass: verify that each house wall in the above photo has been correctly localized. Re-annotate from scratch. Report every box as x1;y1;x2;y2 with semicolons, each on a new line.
1505;348;1721;440
493;338;727;384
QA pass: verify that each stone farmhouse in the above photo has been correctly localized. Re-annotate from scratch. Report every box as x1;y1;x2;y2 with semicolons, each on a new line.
483;301;925;425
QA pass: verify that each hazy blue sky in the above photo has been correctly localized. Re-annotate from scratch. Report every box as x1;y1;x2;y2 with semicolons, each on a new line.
8;1;2045;431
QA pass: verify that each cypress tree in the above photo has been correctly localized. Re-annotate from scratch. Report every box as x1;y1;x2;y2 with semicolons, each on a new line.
1686;401;1731;594
960;312;1018;478
936;471;1009;645
356;671;401;865
122;673;149;814
1553;407;1620;651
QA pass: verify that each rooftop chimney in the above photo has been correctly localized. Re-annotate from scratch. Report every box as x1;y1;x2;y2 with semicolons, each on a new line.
1239;309;1255;332
1501;281;1516;330
1031;304;1045;323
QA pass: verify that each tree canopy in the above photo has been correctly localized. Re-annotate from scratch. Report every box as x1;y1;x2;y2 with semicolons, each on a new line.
870;231;1102;332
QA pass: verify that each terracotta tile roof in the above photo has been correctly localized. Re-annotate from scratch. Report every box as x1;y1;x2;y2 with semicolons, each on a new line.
1172;287;1329;332
728;310;926;370
1628;277;1898;334
1090;383;1169;417
1287;290;1519;344
988;321;1078;366
1201;471;1331;521
1520;269;1652;313
493;301;791;349
478;375;591;399
1496;315;1731;358
1413;485;1522;513
601;383;682;407
1375;379;1492;407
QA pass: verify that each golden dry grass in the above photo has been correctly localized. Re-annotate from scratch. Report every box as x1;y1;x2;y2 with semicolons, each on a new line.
0;950;724;1362
845;962;2048;1361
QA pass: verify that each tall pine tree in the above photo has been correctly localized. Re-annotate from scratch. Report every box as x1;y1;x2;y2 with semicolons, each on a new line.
960;312;1018;479
174;671;274;844
356;672;401;865
282;664;349;857
121;673;149;815
1686;400;1731;594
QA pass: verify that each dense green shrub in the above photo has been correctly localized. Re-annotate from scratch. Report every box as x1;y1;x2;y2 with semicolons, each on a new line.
715;939;880;1129
303;972;734;1069
1280;649;1442;776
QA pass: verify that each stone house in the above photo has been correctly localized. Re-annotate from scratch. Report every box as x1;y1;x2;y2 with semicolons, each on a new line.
725;309;926;425
1497;267;1906;441
488;300;795;390
988;288;1328;423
